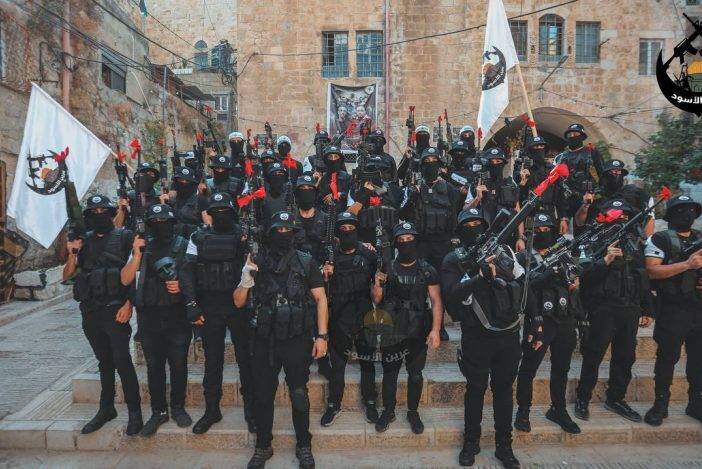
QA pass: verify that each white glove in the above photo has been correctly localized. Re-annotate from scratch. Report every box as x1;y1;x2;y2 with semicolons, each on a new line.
238;261;258;289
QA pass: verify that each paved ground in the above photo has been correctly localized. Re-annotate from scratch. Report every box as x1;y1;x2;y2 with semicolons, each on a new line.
0;298;94;419
0;444;701;468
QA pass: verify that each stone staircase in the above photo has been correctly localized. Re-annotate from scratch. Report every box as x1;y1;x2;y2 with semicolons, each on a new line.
1;324;700;454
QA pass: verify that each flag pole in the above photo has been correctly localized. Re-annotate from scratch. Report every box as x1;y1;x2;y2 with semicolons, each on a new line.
514;62;538;137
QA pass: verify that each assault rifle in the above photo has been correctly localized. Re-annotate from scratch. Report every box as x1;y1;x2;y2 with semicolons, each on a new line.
264;121;274;150
129;139;147;237
436;114;448;159
57;149;85;244
113;144;131;200
443;109;453;166
664;14;702;69
205;118;224;155
193;132;207;183
170;129;188;168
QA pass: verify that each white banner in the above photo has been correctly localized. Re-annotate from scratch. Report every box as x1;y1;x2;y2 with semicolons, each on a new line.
7;83;111;248
476;0;519;141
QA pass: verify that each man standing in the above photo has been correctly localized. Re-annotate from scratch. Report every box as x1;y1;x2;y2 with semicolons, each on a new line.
62;195;142;436
234;211;328;469
644;195;702;425
293;175;329;265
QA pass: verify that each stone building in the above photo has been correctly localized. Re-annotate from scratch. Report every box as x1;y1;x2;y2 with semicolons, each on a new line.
145;0;696;163
0;0;215;276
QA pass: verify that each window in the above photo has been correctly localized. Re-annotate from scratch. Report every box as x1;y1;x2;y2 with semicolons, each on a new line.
101;50;126;92
539;14;564;62
509;20;528;61
687;0;699;5
576;22;600;63
322;32;348;78
194;39;208;50
217;113;228;123
194;39;208;70
357;31;383;77
639;39;663;75
214;94;229;112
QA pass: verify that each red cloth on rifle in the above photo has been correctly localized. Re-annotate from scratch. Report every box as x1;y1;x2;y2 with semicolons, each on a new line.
116;151;126;163
330;173;340;201
129;139;141;160
520;114;537;128
244;159;254;177
369;196;381;206
597;209;623;224
533;163;569;197
237;187;266;208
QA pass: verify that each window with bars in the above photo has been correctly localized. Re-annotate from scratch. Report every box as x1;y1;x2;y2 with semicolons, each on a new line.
214;94;229;112
509;20;528;61
322;32;349;78
639;39;663;75
576;22;600;63
539;14;564;62
194;52;208;70
357;31;383;77
101;50;126;93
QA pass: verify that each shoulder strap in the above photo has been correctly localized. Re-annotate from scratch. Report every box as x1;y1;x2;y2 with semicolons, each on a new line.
664;229;682;261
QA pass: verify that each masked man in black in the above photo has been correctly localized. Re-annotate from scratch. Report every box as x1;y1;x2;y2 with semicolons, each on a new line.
293;174;329;265
276;135;304;183
644;194;702;425
165;166;207;239
120;204;192;436
440;208;524;468
62;195;142;436
319;212;378;426
114;162;161;229
233;211;328;469
180;193;255;434
206;155;244;199
228;131;246;179
370;221;442;434
516;136;561;221
303;129;331;176
574;198;654;423
442;140;476;197
318;145;352;215
367;128;398;182
514;213;583;435
261;162;291;231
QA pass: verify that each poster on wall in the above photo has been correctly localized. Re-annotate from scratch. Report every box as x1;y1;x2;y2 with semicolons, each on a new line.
327;83;377;153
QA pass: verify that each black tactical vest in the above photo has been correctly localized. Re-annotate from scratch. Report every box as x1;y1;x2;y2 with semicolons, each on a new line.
294;211;327;263
591;233;649;305
141;236;188;307
172;192;201;239
206;177;242;198
253;250;317;340
328;248;374;335
384;259;432;339
415;179;456;235
194;227;243;292
73;229;128;307
655;230;702;301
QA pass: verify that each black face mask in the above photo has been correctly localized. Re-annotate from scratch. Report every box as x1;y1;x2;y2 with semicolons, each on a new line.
531;149;546;165
325;158;342;173
457;223;484;247
269;230;295;254
601;172;624;193
461;134;475;151
372;141;384;154
149;221;173;241
176;182;196;197
567;136;585;150
213;169;229;182
268;173;286;193
488;163;504;180
230;141;244;158
136;173;156;193
416;134;430;154
88;212;114;234
421;162;440;182
451;153;467;168
533;230;554;250
261;159;275;173
338;230;358;251
211;210;236;232
295;189;317;210
668;208;697;232
396;239;418;264
278;143;291;158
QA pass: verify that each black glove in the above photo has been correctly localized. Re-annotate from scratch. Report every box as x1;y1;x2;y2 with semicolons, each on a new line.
577;319;590;352
527;315;544;348
186;300;203;323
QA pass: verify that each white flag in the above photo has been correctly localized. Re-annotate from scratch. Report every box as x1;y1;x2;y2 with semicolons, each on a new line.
7;83;111;248
476;0;519;141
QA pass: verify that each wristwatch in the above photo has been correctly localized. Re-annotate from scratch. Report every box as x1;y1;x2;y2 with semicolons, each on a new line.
316;333;329;341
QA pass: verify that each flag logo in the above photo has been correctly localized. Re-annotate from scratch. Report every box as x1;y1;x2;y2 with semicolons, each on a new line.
25;148;69;196
481;47;507;91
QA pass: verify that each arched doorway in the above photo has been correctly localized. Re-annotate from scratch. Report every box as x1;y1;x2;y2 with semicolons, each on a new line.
484;107;606;157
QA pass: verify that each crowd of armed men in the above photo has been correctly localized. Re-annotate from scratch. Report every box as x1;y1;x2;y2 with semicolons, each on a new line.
61;120;702;469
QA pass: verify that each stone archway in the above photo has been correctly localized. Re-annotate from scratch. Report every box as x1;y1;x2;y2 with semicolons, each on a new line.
484;106;607;156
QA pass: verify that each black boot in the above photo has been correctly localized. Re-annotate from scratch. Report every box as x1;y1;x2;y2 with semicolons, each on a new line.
458;439;480;466
81;407;117;434
644;396;669;427
574;398;590;421
125;409;143;436
140;410;168;437
171;407;193;428
364;400;379;424
495;441;520;469
406;410;424;434
374;408;395;433
243;396;257;433
247;447;273;469
295;446;316;469
513;406;530;432
604;399;642;422
192;406;223;434
686;397;702;424
546;405;581;434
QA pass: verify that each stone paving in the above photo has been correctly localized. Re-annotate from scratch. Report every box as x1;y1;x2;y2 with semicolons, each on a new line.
0;298;95;419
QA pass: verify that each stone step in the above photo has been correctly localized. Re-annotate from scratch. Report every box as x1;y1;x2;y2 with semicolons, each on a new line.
132;324;669;365
1;399;699;451
71;358;690;410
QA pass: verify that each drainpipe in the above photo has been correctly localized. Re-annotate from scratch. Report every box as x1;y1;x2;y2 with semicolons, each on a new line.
61;0;71;110
384;0;391;138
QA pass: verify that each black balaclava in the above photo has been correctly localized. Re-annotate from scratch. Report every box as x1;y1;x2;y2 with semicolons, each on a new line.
488;160;505;180
530;147;546;166
211;209;236;233
668;206;698;232
567;133;585;150
416;133;430;156
278;142;291;158
421;160;441;183
457;223;485;247
601;171;624;194
269;229;295;255
396;239;418;264
261;158;276;174
150;221;173;242
533;229;554;250
451;151;468;170
338;228;358;252
371;138;384;155
213;168;230;183
267;171;286;196
295;187;317;210
137;172;157;192
175;179;197;198
325;156;343;174
230;140;244;161
87;211;114;234
461;132;476;153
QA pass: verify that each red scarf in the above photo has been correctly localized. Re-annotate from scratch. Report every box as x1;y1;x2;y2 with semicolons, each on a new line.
330;173;340;201
282;155;297;170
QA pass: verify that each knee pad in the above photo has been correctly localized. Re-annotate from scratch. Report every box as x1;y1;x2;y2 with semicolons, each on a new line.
408;372;423;385
290;386;310;413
